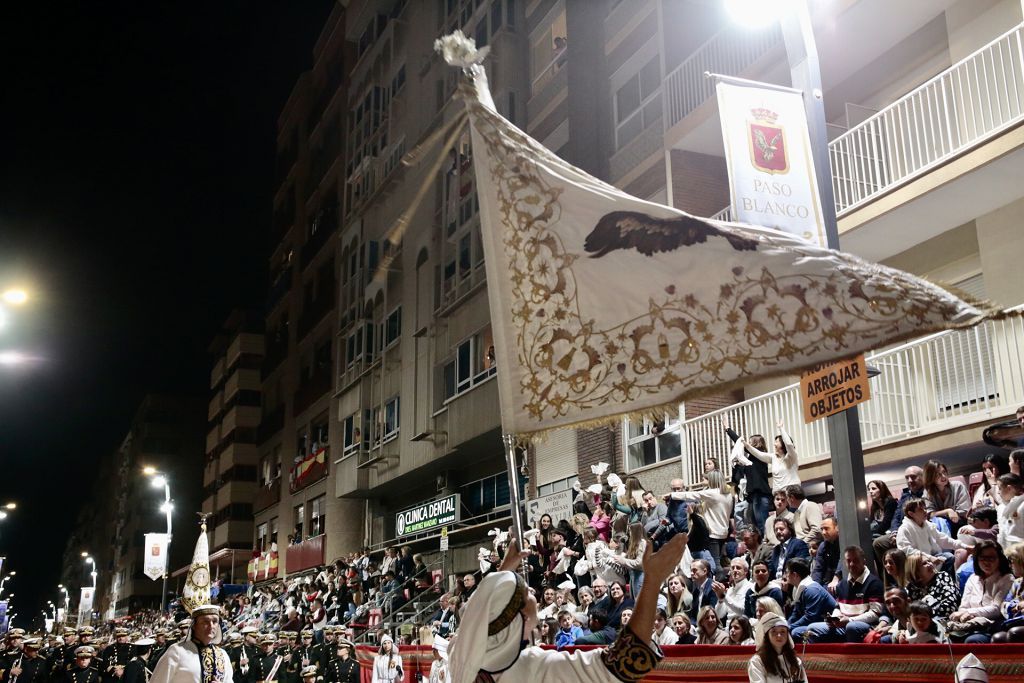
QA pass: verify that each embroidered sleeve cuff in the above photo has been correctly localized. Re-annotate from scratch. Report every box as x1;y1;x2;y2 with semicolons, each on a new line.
600;626;663;682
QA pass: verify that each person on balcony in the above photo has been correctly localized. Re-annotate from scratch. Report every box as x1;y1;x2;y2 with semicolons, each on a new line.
722;415;772;536
666;471;734;573
733;419;801;496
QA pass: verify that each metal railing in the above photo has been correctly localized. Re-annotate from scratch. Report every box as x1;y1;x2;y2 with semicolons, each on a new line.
677;306;1024;484
663;24;782;131
830;22;1024;214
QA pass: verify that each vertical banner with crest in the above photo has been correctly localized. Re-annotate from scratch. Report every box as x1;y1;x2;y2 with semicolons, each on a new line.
715;79;827;247
78;587;94;625
143;533;169;580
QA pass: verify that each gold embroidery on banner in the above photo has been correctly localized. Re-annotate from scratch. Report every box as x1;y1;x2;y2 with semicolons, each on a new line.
465;86;987;432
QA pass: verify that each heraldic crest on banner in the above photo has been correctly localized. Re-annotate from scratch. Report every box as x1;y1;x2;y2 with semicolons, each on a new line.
747;107;789;174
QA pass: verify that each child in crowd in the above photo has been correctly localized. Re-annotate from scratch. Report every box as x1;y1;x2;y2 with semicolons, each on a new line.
997;474;1024;550
900;601;945;643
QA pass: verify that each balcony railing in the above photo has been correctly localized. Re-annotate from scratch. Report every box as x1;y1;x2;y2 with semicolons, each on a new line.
253;479;281;513
830;22;1024;214
289;446;329;493
285;534;325;574
677;306;1024;484
663;24;782;132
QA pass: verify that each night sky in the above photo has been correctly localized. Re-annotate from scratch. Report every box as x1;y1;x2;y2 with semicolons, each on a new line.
0;0;336;625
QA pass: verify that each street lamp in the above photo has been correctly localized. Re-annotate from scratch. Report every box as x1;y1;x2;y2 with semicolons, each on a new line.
726;0;873;558
144;468;173;613
83;555;97;589
1;289;28;305
58;585;69;623
0;574;13;597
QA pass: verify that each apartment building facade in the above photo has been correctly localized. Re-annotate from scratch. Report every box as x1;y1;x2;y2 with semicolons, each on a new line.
251;0;1024;580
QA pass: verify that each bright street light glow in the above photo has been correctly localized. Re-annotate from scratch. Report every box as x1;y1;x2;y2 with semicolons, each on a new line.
4;503;15;510
142;466;157;476
0;352;27;366
160;502;173;514
152;475;168;489
1;290;28;305
724;0;793;28
0;512;7;520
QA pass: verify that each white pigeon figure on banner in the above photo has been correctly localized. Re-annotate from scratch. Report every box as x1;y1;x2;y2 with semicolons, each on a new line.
424;32;1012;439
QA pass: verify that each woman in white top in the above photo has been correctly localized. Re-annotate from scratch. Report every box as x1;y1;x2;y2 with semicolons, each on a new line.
670;471;734;570
747;614;807;683
371;635;402;683
732;419;801;494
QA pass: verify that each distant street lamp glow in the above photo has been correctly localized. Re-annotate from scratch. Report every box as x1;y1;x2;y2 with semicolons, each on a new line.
152;475;167;489
142;466;157;476
81;551;89;558
1;289;28;305
160;501;173;514
0;352;27;366
724;0;794;28
4;503;16;510
0;512;6;520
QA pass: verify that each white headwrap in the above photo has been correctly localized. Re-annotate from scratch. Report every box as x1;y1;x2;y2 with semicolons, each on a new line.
448;571;527;683
754;612;794;650
956;653;989;683
432;635;449;660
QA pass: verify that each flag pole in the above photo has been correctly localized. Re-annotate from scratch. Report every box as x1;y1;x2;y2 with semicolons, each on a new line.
501;433;528;577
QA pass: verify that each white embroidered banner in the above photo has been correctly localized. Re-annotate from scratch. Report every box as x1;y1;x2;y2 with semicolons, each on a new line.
716;80;827;247
143;532;169;580
78;587;94;625
436;37;999;438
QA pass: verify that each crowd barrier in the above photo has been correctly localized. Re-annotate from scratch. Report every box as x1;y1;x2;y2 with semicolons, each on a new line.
352;643;1024;682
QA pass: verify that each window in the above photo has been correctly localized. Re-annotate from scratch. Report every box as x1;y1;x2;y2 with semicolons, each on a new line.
295;432;308;464
256;522;268;552
342;411;367;457
270;517;279;547
292;505;304;543
537;474;577;496
311;414;329;453
441;327;497;402
530;9;567;91
460;472;525;517
624;412;682;471
383;306;401;349
310;495;326;537
615;56;661;150
260;445;282;485
372;397;400;447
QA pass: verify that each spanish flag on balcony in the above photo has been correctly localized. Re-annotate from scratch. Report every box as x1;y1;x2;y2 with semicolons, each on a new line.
293;447;326;487
429;32;1007;438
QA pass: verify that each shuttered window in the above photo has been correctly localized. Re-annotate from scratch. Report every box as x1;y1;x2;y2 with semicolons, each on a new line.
535;428;577;486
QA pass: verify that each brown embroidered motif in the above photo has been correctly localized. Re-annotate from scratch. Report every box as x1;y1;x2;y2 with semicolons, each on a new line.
601;627;662;682
585;211;758;258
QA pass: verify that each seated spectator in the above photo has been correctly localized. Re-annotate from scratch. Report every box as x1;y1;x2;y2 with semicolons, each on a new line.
882;548;908;589
534;618;556;645
428;595;458;638
553;609;583;650
663;573;692;617
535;586;557;620
997;473;1024;550
747;614;807;683
589;578;609;613
745;560;785;619
574;586;594;623
873;466;926;585
686;559;718;621
671;614;696;644
785;558;838;638
955;506;999;581
1011;448;1024;477
714;557;753;624
695;605;730;644
947;539;1013;643
992;541;1024;643
755;596;785;621
768;518;810;582
923;459;970;536
896;498;963;573
574;609;615;645
741;527;773;570
875;587;912;643
973;454;1010;510
868;480;897;539
653;608;678;646
604;581;634;629
796;545;883;643
619;607;633;628
811;516;841;589
902;601;944;643
786;485;823;546
763;491;794;547
728;615;755;646
905;553;961;621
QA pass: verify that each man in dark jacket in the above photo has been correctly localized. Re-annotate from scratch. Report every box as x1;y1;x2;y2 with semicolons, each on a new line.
574;610;616;645
796;546;885;643
768;518;810;581
811;516;842;588
785;559;838;638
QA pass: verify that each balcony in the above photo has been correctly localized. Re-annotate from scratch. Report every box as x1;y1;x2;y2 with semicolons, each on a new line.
830;22;1024;216
297;287;336;341
289;446;329;493
675;307;1024;484
663;23;782;134
253;478;282;513
285;534;325;574
300;203;339;269
210;358;226;390
293;370;332;416
257;404;286;445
